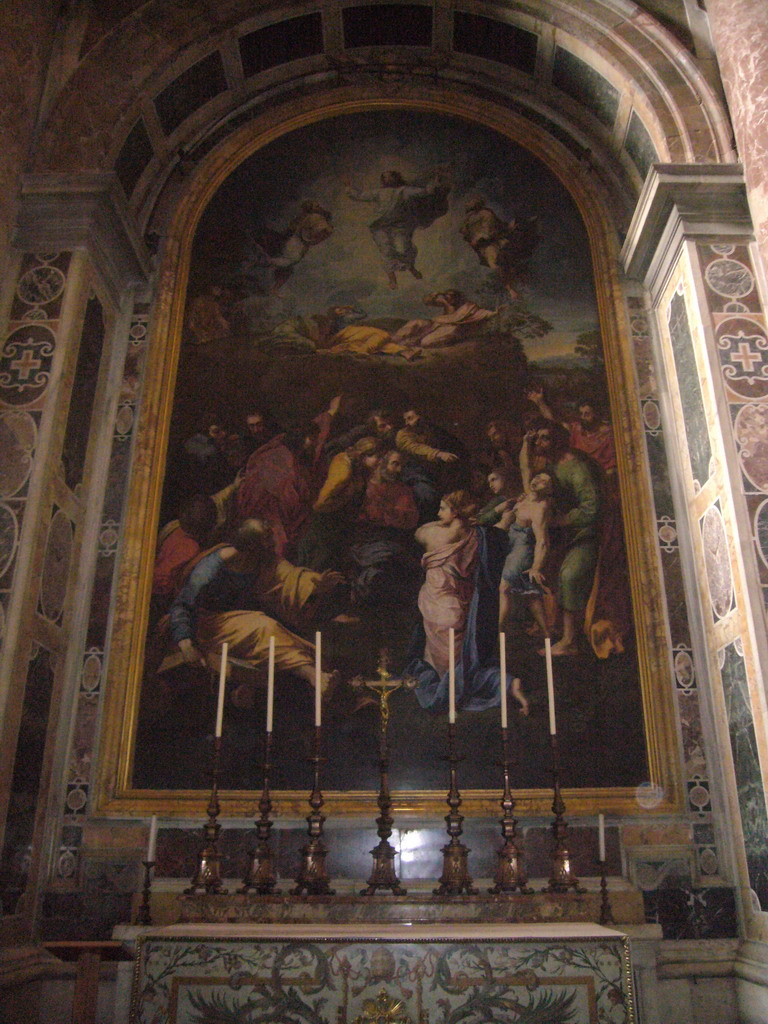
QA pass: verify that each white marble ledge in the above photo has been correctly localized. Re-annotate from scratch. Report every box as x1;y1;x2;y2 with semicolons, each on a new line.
121;922;626;942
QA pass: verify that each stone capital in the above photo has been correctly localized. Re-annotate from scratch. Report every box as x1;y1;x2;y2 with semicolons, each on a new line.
621;163;751;301
14;172;151;304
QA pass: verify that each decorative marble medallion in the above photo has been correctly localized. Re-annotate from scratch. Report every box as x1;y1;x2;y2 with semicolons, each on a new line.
0;411;36;497
700;505;733;620
0;325;55;405
734;402;768;492
39;508;73;623
705;258;754;299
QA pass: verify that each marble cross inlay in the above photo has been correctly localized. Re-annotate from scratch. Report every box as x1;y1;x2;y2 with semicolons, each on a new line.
10;346;43;380
729;340;764;373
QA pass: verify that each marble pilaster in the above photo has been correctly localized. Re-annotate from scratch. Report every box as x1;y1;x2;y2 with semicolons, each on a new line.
708;0;768;289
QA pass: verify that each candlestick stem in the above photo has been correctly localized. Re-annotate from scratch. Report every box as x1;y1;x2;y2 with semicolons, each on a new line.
136;861;154;925
598;859;615;925
292;725;335;895
489;726;532;894
543;732;581;893
435;722;477;896
185;735;228;894
241;730;280;894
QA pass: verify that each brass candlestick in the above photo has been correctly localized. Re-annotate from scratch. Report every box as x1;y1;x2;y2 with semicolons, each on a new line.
435;721;477;896
136;861;154;925
241;730;279;894
185;735;228;894
598;860;615;925
489;725;531;894
292;724;335;895
360;652;406;896
544;732;581;893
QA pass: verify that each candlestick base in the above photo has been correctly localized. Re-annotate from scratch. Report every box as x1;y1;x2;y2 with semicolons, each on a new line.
240;739;280;895
489;840;532;895
136;861;154;925
185;736;228;895
241;842;279;895
543;733;582;895
292;836;335;896
435;838;477;896
292;728;335;896
185;826;229;895
361;839;407;896
435;722;477;896
598;860;615;925
489;727;532;895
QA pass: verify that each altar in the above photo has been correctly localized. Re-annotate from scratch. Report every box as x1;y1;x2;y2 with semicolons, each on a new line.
128;922;635;1023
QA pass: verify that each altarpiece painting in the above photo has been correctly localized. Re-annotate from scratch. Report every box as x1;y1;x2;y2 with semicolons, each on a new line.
115;109;660;813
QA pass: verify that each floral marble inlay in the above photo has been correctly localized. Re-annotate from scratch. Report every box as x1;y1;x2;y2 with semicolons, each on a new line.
132;933;634;1024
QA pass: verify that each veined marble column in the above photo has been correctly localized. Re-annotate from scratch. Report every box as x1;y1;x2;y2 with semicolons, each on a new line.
708;0;768;279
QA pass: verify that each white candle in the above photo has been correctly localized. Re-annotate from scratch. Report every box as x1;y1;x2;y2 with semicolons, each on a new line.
448;627;456;724
215;642;228;737
315;631;322;727
499;632;508;729
545;637;556;735
599;813;606;861
146;814;158;863
266;635;275;733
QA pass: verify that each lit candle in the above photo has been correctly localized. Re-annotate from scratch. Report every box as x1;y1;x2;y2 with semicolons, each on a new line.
315;631;322;727
146;814;158;863
598;813;606;861
215;642;228;737
545;637;556;735
266;635;275;733
499;632;508;729
448;627;456;724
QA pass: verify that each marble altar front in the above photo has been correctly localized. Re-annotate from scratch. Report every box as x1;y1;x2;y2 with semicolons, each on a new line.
129;922;635;1024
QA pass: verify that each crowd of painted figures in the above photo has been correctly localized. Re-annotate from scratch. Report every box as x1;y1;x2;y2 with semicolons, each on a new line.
149;385;629;717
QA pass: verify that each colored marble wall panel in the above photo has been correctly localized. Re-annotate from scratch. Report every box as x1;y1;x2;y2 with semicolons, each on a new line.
625;111;657;182
553;47;620;128
0;644;56;914
61;295;105;492
239;13;324;78
115;118;154;199
154;51;228;136
453;12;537;75
720;641;768;908
667;289;712;488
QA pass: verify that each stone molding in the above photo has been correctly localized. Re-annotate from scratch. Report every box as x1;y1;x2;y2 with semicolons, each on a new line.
14;173;150;305
656;937;740;978
735;939;768;986
621;163;751;298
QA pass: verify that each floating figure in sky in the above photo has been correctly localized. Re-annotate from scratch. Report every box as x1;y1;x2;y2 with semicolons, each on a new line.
460;196;538;300
246;200;334;294
346;168;451;289
185;284;232;344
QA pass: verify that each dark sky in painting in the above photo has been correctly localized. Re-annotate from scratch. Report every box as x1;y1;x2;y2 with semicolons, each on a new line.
191;110;598;359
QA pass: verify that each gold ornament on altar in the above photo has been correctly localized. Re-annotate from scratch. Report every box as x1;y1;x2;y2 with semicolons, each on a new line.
352;989;416;1024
